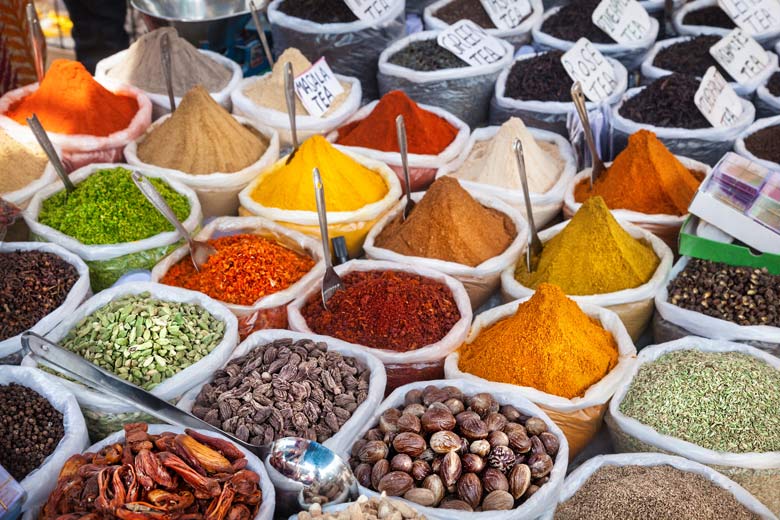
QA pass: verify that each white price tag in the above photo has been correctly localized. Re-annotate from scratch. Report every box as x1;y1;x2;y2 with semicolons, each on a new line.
342;0;394;22
560;38;619;102
293;58;344;118
710;28;771;86
718;0;780;36
436;20;508;66
478;0;534;29
694;66;745;128
592;0;652;44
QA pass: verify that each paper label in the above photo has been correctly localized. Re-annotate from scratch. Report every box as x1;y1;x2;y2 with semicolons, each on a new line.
591;0;652;44
717;0;780;36
560;38;619;102
293;58;344;118
342;0;394;21
710;29;771;85
436;19;508;67
478;0;534;29
694;66;744;128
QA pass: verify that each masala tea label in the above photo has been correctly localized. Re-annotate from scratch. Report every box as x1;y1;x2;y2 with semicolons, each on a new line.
436;19;508;67
293;58;344;118
561;38;619;102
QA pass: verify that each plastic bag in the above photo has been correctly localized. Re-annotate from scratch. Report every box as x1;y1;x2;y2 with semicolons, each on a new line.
422;0;544;48
124;116;280;217
540;453;777;520
606;337;780;515
0;366;89;512
267;0;407;99
436;125;578;228
287;260;473;392
325;101;470;192
0;82;152;170
673;0;780;49
377;30;515;128
734;114;780;169
232;74;362;149
531;7;660;69
500;218;674;341
95;49;243;120
23;162;203;291
0;242;91;365
177;329;387;457
610;86;756;165
335;379;569;520
640;36;780;97
444;299;636;458
238;150;402;258
489;53;628;137
363;188;528;308
22;282;239;440
562;155;712;248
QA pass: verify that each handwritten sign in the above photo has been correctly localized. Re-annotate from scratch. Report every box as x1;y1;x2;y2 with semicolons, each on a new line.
694;66;744;128
710;28;771;85
343;0;394;21
592;0;652;44
436;19;508;67
718;0;780;36
293;58;344;118
561;38;619;102
479;0;534;29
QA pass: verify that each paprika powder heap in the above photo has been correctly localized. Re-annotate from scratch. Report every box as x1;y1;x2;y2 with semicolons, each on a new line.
458;283;619;399
302;270;461;352
335;90;458;154
574;130;703;215
160;234;315;306
5;60;138;137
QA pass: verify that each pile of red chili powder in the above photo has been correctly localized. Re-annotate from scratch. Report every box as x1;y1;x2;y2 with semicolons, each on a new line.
302;270;461;352
160;234;315;306
335;90;458;155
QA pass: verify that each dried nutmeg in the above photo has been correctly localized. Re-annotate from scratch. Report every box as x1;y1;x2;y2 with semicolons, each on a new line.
539;432;560;457
423;474;445;506
403;403;426;418
421;407;456;433
377;471;414;496
459;415;489;440
444;398;465;415
411;459;432;481
461;453;485;474
470;439;491;457
457;472;483;509
390;453;413;473
404;487;436;507
508;463;532;499
418;448;436;463
528;452;553;479
505;424;532;453
371;459;390;490
482;467;509;493
354;462;372;488
483;489;515;511
523;484;540;500
366;428;384;442
485;412;508;433
488;445;516;472
358;440;388;464
500;404;524;423
488;430;509;447
440;499;473;511
468;393;499;417
405;389;423;406
422;385;448;405
431;457;442;474
430;430;462;454
524;417;548;436
442;385;465;402
440;450;462;487
351;439;367;458
392;432;426;457
397;413;422;434
379;408;402;434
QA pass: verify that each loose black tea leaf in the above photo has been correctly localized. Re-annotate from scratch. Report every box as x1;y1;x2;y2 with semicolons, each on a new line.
682;5;736;29
278;0;358;23
388;39;469;71
540;0;614;44
504;51;574;102
653;35;732;80
619;73;711;129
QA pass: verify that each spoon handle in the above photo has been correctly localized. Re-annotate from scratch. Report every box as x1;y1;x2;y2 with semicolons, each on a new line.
131;171;191;244
26;115;75;192
161;32;176;112
249;0;275;68
285;62;299;151
570;82;604;186
313;168;333;269
26;3;44;83
395;115;413;205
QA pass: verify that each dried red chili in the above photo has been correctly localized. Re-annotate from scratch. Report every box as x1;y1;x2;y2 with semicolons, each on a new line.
160;234;315;305
302;270;461;352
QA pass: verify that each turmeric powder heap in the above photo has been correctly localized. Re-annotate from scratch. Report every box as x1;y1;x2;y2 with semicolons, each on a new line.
574;130;703;215
516;196;659;295
459;283;619;399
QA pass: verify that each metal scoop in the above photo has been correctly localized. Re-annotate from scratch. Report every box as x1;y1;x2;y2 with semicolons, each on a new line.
249;0;275;68
27;114;75;194
285;62;299;164
514;139;543;273
131;171;215;271
161;31;176;111
21;332;358;514
395;115;415;220
26;3;44;82
571;82;607;187
314;167;345;308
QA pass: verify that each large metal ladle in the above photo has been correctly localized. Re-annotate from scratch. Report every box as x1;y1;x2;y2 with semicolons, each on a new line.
570;81;607;187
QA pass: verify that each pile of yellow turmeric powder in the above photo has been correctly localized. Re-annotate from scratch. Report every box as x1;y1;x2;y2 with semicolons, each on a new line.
458;283;619;399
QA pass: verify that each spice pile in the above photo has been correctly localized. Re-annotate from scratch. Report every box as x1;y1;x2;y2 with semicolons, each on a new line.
434;0;505;28
554;465;760;519
192;337;370;444
336;90;458;154
0;383;65;481
574;130;703;215
302;270;460;352
161;234;314;305
278;0;358;23
299;495;426;519
107;28;232;96
620;349;780;453
652;36;731;80
375;177;516;266
388;39;468;71
515;196;659;295
59;292;225;390
541;0;613;43
0;129;47;194
38;166;190;245
350;387;559;510
619;74;711;129
459;284;618;399
504;51;576;102
40;424;264;520
449;117;563;192
250;135;388;212
244;48;352;116
744;123;780;164
667;259;780;326
0;250;78;341
682;5;736;28
5;59;138;136
137;85;268;174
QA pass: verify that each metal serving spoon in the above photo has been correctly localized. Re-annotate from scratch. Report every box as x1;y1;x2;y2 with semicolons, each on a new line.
395;115;416;220
249;0;275;68
514;139;543;273
21;331;358;515
131;171;216;271
285;62;300;164
571;82;607;187
161;31;176;112
314;167;345;308
27;114;75;193
26;3;45;83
